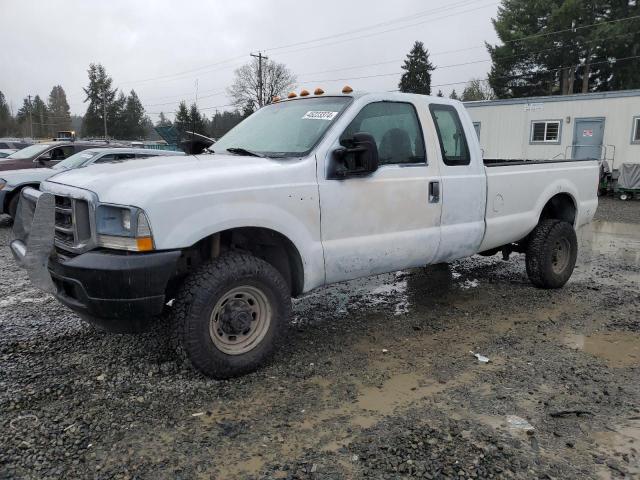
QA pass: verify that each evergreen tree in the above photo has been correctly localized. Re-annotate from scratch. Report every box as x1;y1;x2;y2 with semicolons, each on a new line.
436;90;444;97
174;101;190;133
449;90;459;100
31;95;48;138
119;90;146;139
47;85;71;133
82;63;118;138
173;101;207;135
156;111;172;127
398;41;435;95
16;97;33;137
487;0;640;98
188;103;207;135
0;91;14;137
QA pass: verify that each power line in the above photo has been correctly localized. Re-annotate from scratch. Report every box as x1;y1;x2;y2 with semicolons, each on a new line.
269;2;499;57
261;0;482;53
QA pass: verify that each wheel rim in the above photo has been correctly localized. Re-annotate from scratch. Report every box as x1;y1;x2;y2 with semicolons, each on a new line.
209;285;272;355
551;237;571;275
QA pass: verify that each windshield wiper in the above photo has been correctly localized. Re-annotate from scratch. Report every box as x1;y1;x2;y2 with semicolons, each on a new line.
225;147;265;158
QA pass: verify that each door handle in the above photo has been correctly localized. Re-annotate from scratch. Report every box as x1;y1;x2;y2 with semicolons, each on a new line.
429;181;440;203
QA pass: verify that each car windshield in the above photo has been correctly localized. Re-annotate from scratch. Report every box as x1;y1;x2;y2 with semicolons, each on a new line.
52;150;100;170
214;96;352;158
6;144;52;160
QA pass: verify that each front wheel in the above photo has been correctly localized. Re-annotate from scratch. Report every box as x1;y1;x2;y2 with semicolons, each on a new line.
173;253;291;379
525;220;577;289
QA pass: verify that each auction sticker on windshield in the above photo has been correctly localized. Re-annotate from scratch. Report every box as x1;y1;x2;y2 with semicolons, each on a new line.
302;111;338;121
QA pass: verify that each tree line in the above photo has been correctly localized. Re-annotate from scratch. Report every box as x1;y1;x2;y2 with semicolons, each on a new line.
2;0;638;141
0;86;76;138
399;0;639;99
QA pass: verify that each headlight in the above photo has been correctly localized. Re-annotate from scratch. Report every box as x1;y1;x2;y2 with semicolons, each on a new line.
96;205;154;252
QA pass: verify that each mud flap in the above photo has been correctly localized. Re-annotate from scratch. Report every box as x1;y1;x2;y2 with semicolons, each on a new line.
10;188;56;293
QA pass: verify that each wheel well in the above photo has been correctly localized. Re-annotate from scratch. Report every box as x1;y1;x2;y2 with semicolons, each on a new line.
181;227;305;297
539;193;576;225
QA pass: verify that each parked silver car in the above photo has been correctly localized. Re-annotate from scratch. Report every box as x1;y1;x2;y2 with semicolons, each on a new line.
0;147;184;218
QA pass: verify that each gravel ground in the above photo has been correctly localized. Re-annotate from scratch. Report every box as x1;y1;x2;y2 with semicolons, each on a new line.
594;196;640;224
1;200;639;480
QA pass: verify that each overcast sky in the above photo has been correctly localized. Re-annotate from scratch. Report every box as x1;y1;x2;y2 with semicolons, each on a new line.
1;0;500;122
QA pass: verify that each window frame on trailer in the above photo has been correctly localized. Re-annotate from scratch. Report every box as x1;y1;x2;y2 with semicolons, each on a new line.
632;116;640;144
530;119;562;145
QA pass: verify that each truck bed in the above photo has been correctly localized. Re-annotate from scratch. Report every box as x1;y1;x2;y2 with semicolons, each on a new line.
479;158;599;252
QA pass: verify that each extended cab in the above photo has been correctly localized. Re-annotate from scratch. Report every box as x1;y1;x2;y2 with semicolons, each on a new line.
10;92;599;378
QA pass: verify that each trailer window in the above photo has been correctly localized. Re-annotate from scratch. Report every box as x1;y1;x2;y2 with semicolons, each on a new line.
530;120;561;143
632;116;640;144
429;104;470;166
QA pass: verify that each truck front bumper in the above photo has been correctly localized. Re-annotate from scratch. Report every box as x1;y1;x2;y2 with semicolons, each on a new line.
47;249;181;322
10;186;182;332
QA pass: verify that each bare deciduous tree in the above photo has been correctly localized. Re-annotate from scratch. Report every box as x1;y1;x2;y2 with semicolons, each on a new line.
227;58;296;111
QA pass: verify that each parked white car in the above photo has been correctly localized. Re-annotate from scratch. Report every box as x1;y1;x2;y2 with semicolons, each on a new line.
0;147;183;218
11;91;599;379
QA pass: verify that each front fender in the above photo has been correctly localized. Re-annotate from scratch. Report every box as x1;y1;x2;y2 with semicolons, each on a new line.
147;198;325;292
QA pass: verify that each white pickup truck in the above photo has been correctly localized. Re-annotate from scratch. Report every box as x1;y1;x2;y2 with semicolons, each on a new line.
11;91;598;378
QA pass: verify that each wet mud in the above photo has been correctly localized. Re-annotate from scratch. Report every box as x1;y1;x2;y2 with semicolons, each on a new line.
1;209;639;479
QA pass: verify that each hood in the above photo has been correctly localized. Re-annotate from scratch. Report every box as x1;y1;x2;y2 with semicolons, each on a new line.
1;166;55;186
43;153;300;206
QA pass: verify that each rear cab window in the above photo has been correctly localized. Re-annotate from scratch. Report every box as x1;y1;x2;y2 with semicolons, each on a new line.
429;104;470;166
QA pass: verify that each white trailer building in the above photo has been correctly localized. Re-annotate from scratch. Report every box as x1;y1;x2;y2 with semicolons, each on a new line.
465;89;640;170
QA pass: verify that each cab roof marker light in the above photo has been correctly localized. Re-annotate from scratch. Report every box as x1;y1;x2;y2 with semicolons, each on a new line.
342;85;353;94
272;96;281;103
287;92;297;99
314;88;324;95
300;89;310;97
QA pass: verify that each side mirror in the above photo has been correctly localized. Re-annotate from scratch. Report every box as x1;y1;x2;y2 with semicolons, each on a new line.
330;132;379;179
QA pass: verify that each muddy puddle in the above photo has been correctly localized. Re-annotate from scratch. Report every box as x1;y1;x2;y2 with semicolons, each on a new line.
563;331;640;367
578;220;640;266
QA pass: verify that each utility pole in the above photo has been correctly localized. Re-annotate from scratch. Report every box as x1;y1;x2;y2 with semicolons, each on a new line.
27;95;34;139
102;90;108;140
250;52;268;107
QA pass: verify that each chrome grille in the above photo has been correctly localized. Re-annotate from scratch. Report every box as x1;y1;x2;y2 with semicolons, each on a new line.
54;195;91;250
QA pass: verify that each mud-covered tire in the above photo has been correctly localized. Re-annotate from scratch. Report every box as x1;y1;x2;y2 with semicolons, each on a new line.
172;252;291;379
525;220;577;289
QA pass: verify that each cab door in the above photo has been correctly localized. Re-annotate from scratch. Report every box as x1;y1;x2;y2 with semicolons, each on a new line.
318;100;442;284
428;103;486;262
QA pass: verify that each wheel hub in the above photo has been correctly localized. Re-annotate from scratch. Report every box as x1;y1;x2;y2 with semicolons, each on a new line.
219;299;253;335
209;285;272;355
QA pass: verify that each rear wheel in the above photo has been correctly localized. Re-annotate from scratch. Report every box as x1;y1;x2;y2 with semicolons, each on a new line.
173;252;290;379
619;193;630;201
525;220;577;289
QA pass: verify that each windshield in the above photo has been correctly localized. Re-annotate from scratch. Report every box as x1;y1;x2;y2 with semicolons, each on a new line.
6;144;51;160
214;96;352;157
52;151;100;170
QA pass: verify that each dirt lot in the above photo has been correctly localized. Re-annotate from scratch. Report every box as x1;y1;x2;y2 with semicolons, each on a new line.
1;199;639;480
